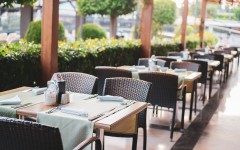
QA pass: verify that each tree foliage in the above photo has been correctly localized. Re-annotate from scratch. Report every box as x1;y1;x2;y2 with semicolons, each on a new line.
77;0;136;17
77;23;107;40
152;0;177;37
0;0;36;8
25;20;66;44
232;8;240;21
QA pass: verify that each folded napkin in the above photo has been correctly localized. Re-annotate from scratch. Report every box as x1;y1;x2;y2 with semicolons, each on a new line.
0;95;21;105
130;68;138;72
97;95;124;102
134;66;146;69
61;107;88;117
160;67;168;73
174;68;187;73
32;87;47;95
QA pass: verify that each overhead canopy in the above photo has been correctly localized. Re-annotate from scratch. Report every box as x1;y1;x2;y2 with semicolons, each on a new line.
208;0;240;5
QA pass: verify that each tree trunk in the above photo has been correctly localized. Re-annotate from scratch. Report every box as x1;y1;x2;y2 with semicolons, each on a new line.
20;4;33;38
110;15;118;38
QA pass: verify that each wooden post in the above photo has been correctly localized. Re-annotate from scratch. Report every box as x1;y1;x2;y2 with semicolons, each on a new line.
75;14;80;40
41;0;59;85
200;0;207;48
20;4;33;38
140;0;153;58
181;0;188;50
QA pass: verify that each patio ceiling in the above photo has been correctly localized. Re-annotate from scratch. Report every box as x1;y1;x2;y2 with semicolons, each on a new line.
208;0;240;5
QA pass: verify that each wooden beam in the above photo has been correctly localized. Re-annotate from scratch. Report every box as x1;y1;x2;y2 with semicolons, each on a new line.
140;0;153;58
41;0;59;85
200;0;207;48
20;4;33;38
181;0;188;50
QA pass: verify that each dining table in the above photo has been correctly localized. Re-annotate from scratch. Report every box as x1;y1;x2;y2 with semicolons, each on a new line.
0;86;148;150
118;66;202;121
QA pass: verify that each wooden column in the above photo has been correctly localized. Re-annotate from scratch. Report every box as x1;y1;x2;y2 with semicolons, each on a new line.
200;0;207;48
41;0;59;85
20;4;33;38
75;14;80;40
140;0;153;58
181;0;188;50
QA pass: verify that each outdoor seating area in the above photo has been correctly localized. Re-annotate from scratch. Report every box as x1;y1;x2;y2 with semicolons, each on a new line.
1;0;240;150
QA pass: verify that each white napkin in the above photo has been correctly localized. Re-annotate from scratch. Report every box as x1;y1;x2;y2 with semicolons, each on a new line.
32;87;47;95
160;67;168;72
174;68;187;73
0;95;21;105
135;66;146;69
97;95;124;102
61;107;88;117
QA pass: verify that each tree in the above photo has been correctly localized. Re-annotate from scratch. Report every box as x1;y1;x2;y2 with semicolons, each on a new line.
232;8;240;21
152;0;177;37
25;20;66;44
0;0;35;7
77;0;136;38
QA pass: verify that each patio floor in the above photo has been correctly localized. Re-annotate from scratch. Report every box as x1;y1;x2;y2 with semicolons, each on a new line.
104;58;239;150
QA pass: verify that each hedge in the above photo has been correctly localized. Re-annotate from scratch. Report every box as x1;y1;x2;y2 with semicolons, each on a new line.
0;38;202;92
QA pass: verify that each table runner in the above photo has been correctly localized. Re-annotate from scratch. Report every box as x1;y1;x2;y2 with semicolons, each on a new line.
37;112;93;150
0;90;44;118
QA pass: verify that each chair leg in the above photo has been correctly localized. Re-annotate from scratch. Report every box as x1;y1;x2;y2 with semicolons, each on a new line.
156;105;158;117
143;127;147;150
152;105;155;116
132;134;138;150
219;71;222;85
203;83;206;104
194;82;198;114
170;108;176;141
189;80;195;121
209;72;213;99
181;87;186;130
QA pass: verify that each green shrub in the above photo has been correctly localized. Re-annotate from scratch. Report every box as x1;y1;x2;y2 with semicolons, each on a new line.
24;20;66;44
0;39;140;91
78;24;107;40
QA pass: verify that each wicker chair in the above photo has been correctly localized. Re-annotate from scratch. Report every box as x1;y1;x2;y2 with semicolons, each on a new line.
57;72;98;94
0;117;101;150
184;60;208;104
95;66;132;95
193;54;215;60
103;77;152;150
167;52;183;58
211;54;225;84
138;58;166;67
170;61;200;121
155;56;177;68
139;72;186;140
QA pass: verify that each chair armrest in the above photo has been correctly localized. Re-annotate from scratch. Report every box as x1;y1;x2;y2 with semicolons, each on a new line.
73;136;101;150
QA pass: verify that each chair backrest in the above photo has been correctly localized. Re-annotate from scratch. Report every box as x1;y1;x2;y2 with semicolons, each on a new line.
139;72;178;109
167;52;183;58
60;72;98;94
103;77;151;130
156;59;166;67
138;58;149;67
195;49;205;53
184;60;207;84
155;56;177;67
211;54;224;71
214;50;230;54
0;117;63;150
193;54;215;60
170;61;200;72
103;77;151;103
95;67;132;95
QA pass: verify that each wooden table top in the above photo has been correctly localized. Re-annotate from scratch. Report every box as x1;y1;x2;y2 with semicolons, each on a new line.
1;87;147;131
118;66;202;82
